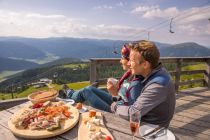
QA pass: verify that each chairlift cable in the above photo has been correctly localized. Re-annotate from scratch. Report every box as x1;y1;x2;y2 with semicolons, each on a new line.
126;2;210;41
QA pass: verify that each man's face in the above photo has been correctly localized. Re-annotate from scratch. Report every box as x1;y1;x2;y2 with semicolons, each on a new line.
129;50;145;75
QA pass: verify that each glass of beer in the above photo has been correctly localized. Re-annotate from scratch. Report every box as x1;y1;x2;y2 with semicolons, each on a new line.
130;111;140;140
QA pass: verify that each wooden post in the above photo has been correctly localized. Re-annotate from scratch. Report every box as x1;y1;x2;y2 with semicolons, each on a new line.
175;58;182;93
205;58;210;89
90;59;97;84
11;83;14;99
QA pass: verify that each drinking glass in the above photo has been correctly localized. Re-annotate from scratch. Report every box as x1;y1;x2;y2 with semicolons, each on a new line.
130;111;140;140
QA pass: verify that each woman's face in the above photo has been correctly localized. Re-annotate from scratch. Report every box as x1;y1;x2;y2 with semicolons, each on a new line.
120;57;130;71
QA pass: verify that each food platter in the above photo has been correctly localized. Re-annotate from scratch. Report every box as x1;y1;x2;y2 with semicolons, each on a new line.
8;101;79;139
78;111;114;140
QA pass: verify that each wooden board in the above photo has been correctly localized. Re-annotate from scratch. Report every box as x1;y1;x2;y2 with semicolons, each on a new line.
7;103;79;139
78;112;114;140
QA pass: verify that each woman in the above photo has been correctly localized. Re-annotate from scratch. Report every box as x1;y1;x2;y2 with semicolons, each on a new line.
67;45;143;112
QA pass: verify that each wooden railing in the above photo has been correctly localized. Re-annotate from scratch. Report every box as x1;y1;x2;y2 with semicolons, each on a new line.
90;57;210;92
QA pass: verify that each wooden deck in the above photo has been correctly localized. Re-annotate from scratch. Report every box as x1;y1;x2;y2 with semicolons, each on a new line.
0;87;210;140
169;87;210;140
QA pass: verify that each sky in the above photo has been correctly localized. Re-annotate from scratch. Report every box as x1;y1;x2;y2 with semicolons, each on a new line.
0;0;210;46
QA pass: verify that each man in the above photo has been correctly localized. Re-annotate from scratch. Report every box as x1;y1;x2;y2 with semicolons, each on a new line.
111;40;175;138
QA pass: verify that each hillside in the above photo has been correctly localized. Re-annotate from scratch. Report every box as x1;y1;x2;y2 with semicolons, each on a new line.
0;57;38;72
0;57;82;81
40;57;81;67
160;42;210;57
0;62;90;93
0;41;46;59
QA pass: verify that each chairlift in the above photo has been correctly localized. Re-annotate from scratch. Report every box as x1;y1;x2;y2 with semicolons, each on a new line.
112;42;119;55
112;49;119;54
169;18;175;33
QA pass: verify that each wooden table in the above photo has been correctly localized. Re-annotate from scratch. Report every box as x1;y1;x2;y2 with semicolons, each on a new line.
0;102;142;140
2;87;210;140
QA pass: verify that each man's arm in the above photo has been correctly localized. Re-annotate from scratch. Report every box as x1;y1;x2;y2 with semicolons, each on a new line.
111;83;168;119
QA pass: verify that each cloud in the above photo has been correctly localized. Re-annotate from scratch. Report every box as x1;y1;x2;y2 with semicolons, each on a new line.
130;5;210;38
116;2;125;7
131;5;179;19
93;5;113;10
131;5;159;13
26;13;66;19
176;6;210;24
174;6;210;36
0;9;145;40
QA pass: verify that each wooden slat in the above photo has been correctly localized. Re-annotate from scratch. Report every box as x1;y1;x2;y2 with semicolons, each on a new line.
108;127;142;140
179;79;204;86
176;100;210;112
0;125;26;140
170;120;210;136
59;124;78;140
169;126;210;140
169;70;205;77
173;114;210;128
181;70;205;75
176;99;210;110
176;94;210;105
103;113;142;139
0;110;13;127
175;105;210;117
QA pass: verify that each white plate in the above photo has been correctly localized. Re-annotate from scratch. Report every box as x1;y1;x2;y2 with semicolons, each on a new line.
57;98;75;105
79;106;88;113
144;129;175;140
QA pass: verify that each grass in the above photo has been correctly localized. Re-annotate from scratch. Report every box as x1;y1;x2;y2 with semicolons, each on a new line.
179;63;205;90
62;63;87;68
182;63;205;70
0;81;90;100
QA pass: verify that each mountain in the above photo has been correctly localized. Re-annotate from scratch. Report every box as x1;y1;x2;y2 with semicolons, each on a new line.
0;57;38;72
0;37;209;59
0;41;46;59
0;37;170;59
159;42;210;57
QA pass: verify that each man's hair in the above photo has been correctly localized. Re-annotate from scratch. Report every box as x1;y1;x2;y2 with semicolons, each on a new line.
129;40;160;69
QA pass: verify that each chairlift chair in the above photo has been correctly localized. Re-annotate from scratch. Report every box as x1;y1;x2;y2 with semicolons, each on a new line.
169;18;175;33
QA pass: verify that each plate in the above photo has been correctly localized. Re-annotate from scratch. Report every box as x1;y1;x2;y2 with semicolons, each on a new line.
57;98;75;105
160;129;176;140
79;106;88;113
78;112;114;140
143;129;175;140
8;102;79;139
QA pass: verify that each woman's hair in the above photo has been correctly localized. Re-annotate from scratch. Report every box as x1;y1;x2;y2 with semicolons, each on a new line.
121;45;131;60
129;40;160;69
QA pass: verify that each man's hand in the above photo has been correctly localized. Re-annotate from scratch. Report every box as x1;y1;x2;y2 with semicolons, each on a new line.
111;102;117;113
107;80;118;96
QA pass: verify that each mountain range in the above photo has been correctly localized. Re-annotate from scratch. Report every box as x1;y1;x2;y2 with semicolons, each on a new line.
0;36;210;72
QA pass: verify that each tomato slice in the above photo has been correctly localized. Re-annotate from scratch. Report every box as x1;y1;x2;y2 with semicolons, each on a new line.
105;136;112;140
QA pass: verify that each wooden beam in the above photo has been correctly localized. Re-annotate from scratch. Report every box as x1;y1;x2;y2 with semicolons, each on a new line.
175;58;182;93
205;59;210;89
